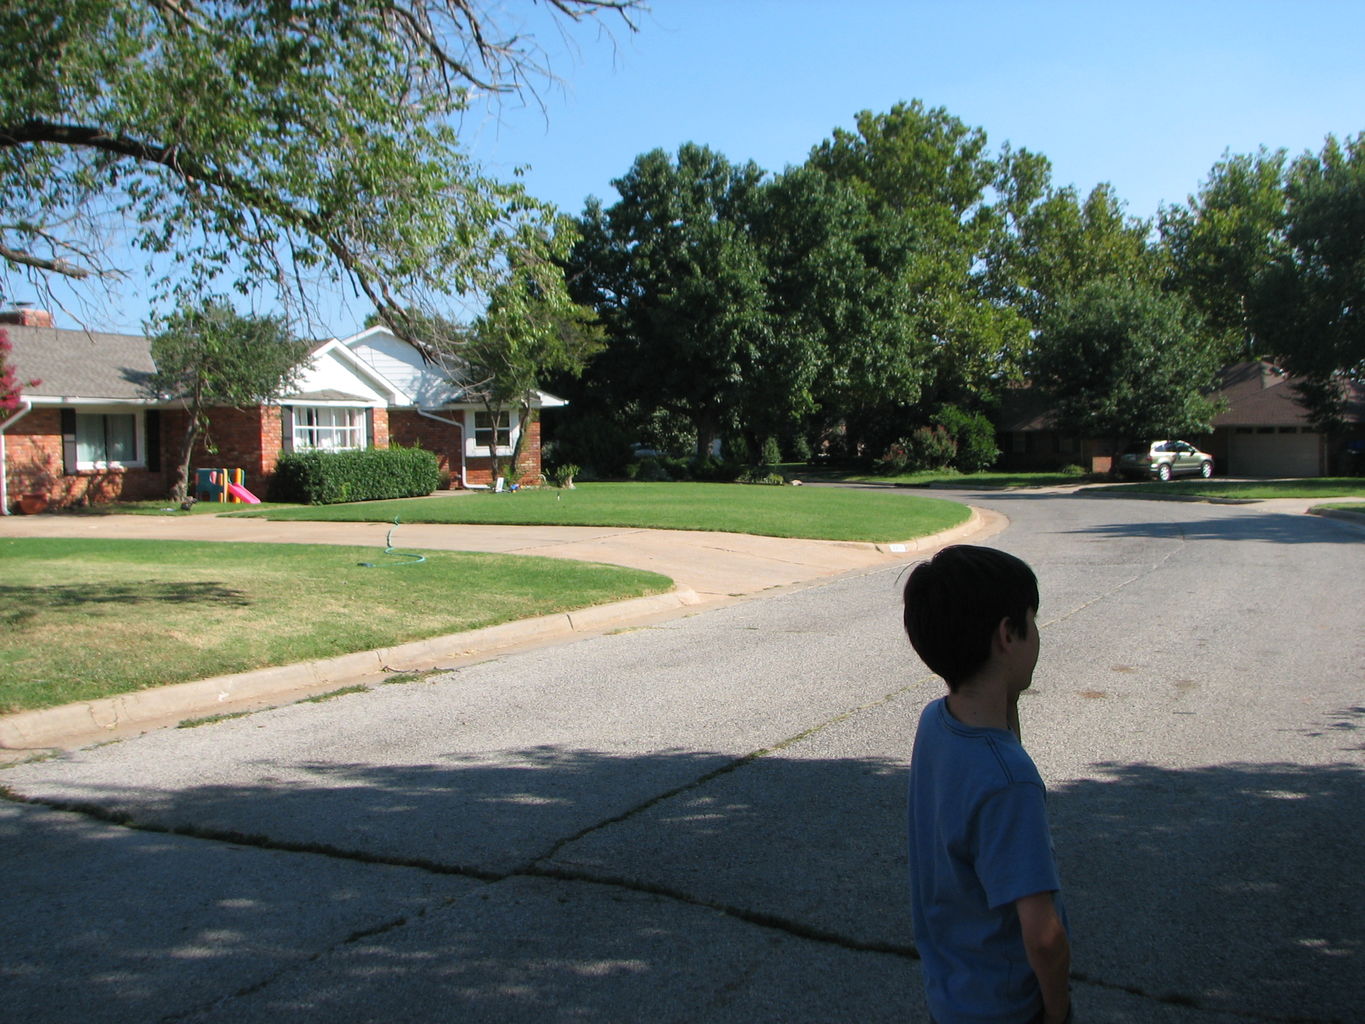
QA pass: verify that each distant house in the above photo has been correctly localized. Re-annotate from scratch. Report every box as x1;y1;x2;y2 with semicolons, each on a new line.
0;309;563;510
995;362;1365;477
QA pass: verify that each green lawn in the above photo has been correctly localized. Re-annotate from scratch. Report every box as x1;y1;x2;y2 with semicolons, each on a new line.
229;481;972;543
778;464;1089;488
0;538;671;714
1084;478;1365;500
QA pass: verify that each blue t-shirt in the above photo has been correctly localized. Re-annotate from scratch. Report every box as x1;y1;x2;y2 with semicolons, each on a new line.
907;697;1066;1024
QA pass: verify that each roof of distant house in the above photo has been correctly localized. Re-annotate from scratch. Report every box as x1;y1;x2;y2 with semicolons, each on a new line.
4;324;156;401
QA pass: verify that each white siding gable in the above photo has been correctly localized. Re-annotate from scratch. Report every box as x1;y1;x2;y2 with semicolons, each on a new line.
289;340;403;405
340;326;463;408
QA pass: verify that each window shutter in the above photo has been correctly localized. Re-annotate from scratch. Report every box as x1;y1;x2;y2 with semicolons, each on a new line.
281;406;294;452
365;408;375;449
60;409;78;474
144;410;161;471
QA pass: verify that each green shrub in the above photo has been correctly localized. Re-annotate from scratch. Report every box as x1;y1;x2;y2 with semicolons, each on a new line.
690;453;742;482
268;446;440;504
629;456;671;482
737;468;786;485
550;463;580;488
759;435;783;468
877;428;958;474
547;414;633;479
935;405;1000;473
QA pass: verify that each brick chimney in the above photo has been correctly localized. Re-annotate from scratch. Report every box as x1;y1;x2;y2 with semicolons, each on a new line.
0;304;55;327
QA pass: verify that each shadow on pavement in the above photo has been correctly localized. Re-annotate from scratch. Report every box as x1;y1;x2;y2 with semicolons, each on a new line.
4;749;1361;1022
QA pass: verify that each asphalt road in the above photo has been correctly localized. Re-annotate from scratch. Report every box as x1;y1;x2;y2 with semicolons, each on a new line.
2;490;1362;1023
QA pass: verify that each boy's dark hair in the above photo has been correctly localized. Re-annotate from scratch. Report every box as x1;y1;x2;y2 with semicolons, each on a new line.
902;545;1039;689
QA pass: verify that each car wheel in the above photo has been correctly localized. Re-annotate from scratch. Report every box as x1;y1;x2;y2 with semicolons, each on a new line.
1157;463;1172;482
1200;461;1213;478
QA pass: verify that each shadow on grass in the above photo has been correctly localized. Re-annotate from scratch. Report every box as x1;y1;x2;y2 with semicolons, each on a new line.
3;742;1360;1023
0;581;249;626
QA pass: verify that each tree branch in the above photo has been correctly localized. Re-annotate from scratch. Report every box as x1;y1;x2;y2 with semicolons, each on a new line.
0;242;91;279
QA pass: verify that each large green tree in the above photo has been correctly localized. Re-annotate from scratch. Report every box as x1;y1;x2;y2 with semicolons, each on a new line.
1251;134;1365;430
1006;183;1164;327
1;0;638;334
802;101;1031;432
1160;148;1289;359
568;144;816;455
1161;136;1365;430
147;301;312;502
1030;276;1223;460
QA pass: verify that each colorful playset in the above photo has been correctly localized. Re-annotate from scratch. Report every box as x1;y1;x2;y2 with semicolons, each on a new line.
194;467;261;504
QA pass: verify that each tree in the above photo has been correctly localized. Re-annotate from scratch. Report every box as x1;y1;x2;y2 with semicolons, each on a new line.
1030;277;1223;461
568;144;813;455
1250;134;1365;431
148;301;312;502
755;164;928;445
1;0;639;335
802;102;1031;431
460;232;605;484
1160;148;1290;359
1008;183;1164;327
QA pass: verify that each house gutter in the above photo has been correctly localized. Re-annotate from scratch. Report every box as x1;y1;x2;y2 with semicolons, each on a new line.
416;407;487;489
0;400;34;515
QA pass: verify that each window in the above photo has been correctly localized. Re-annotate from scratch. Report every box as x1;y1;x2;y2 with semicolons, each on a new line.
76;411;141;468
293;407;365;451
473;410;512;452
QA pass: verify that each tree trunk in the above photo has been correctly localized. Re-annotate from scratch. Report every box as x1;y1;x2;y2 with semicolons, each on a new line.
172;416;198;503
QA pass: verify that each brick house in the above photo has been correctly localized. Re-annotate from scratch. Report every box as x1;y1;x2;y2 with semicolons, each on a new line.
1;311;563;511
995;361;1365;477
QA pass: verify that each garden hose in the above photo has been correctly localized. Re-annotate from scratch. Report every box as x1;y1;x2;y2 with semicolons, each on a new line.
358;517;427;567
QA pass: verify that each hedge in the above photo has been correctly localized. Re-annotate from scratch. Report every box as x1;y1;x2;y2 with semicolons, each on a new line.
268;446;441;504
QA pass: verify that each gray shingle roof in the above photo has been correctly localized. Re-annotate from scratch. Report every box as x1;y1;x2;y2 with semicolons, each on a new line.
3;325;157;401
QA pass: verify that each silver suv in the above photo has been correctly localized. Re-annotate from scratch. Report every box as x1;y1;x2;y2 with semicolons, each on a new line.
1117;440;1214;481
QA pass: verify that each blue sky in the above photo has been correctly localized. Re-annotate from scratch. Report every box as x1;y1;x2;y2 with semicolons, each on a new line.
51;0;1365;335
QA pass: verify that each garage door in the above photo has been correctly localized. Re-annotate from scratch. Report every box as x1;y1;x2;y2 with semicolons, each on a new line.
1227;429;1320;477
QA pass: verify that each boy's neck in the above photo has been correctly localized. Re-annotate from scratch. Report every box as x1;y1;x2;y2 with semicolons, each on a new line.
946;683;1022;740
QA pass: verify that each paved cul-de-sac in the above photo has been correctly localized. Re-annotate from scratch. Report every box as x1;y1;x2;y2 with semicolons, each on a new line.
2;489;1361;1023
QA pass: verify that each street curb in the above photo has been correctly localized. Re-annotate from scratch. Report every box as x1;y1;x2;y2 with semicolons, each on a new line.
0;588;698;757
1306;505;1365;526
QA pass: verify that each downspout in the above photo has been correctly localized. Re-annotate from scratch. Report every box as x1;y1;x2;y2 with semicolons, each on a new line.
416;408;487;489
0;400;34;514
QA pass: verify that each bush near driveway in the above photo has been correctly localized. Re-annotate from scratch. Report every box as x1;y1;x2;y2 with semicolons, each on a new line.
232;481;971;544
0;538;670;713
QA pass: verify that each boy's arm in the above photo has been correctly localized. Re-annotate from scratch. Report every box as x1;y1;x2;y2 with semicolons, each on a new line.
1016;891;1070;1023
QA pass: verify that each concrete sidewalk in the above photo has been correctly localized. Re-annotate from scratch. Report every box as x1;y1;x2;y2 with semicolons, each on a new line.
0;507;999;756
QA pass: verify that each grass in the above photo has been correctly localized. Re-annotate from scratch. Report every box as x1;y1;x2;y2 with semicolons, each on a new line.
0;537;671;714
228;481;972;543
780;464;1089;488
1083;478;1365;500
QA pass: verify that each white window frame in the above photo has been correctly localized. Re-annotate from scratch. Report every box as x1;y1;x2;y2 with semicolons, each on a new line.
292;406;367;452
75;407;145;470
467;409;515;457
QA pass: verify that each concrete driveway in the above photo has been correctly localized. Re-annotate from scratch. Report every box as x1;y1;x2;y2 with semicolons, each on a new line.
1;490;1361;1023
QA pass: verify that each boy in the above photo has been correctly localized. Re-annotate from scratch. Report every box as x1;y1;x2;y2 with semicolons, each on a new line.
902;545;1071;1024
